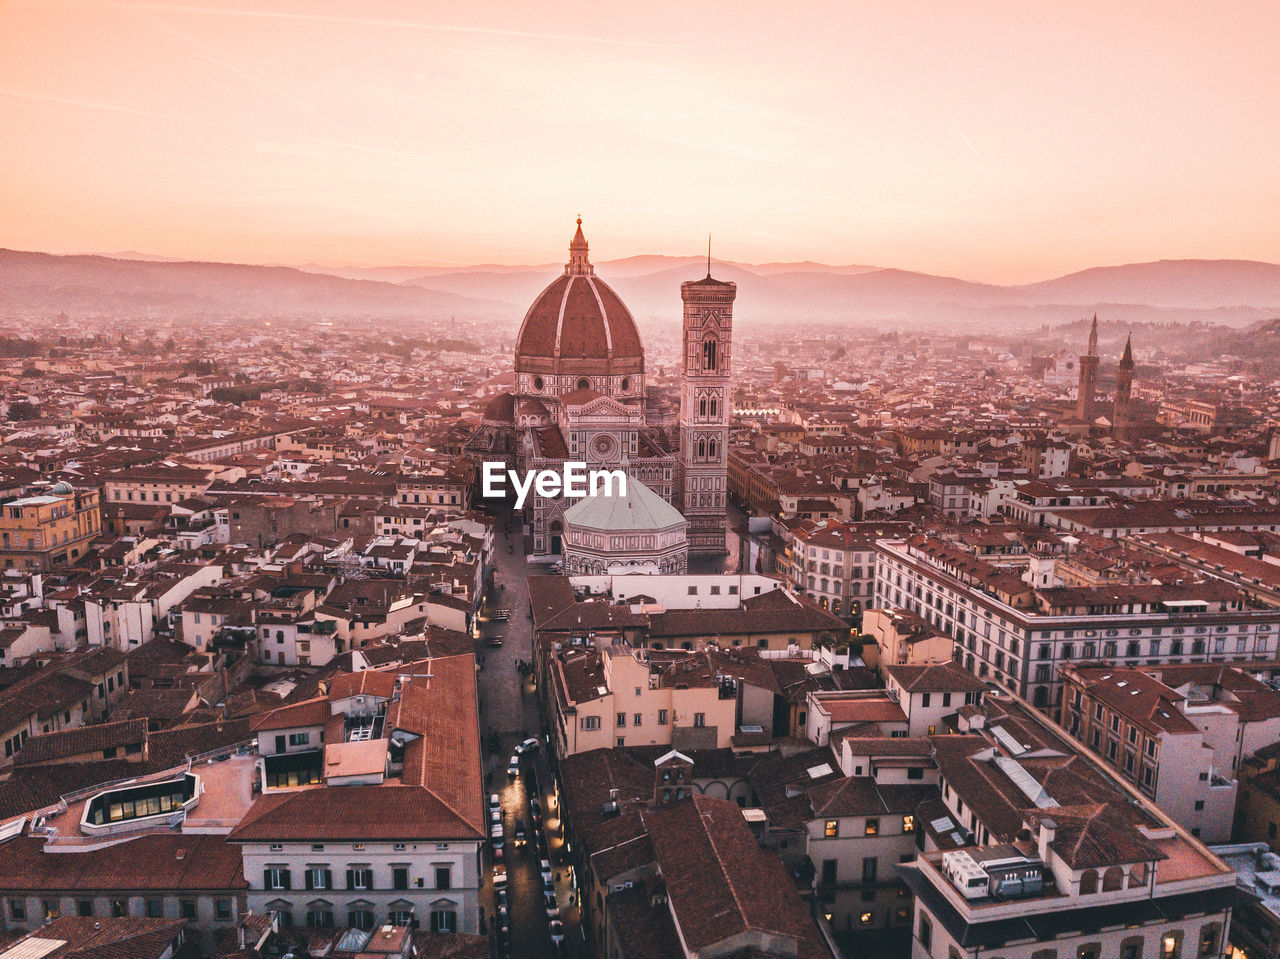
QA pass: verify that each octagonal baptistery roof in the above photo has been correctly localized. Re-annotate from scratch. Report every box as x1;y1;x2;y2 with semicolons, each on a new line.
514;219;644;379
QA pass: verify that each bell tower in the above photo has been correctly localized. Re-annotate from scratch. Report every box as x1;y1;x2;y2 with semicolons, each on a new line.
1076;314;1099;423
678;262;735;556
1113;332;1134;441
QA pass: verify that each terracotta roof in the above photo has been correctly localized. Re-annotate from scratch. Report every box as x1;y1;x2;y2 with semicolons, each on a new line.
642;797;822;953
14;719;148;767
885;662;989;694
249;695;331;733
0;833;247;891
515;269;643;368
4;916;188;959
229;783;482;842
821;697;908;725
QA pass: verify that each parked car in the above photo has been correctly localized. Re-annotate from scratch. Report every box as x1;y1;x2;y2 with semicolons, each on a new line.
489;793;501;814
540;859;553;882
516;736;540;754
493;865;507;888
529;797;543;826
490;821;503;841
549;919;565;944
507;755;520;778
493;843;504;865
513;821;527;847
545;895;559;919
542;875;555;896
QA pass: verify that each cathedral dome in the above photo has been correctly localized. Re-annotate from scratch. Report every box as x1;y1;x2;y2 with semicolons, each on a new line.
514;219;644;382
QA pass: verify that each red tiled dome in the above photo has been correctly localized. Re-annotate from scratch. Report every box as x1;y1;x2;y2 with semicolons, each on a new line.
514;219;644;377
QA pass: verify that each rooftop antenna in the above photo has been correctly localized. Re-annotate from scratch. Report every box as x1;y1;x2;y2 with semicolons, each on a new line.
706;234;712;278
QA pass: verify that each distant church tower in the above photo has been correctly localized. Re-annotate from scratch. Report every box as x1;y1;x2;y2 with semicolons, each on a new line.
1076;314;1099;423
678;260;735;556
1113;332;1134;441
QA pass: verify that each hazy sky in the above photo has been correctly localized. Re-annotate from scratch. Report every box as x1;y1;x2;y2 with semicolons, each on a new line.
2;1;1278;282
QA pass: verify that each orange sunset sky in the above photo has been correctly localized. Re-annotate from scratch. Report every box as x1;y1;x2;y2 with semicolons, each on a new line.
2;1;1278;283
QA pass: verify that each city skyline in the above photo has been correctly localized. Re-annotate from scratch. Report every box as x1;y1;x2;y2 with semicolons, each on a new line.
3;1;1279;283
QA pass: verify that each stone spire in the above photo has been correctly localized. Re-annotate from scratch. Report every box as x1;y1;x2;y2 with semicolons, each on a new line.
1087;314;1098;356
1119;332;1133;370
566;216;593;276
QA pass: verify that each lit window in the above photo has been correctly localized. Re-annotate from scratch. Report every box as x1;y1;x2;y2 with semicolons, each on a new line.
902;814;915;833
824;820;838;838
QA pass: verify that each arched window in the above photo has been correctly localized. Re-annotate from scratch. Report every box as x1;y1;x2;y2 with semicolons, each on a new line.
703;338;718;371
698;439;706;457
1101;866;1125;892
1079;870;1098;894
708;438;717;458
709;397;717;417
699;397;707;417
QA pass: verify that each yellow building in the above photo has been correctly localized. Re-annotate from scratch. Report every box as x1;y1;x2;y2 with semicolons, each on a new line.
860;607;954;678
0;483;101;570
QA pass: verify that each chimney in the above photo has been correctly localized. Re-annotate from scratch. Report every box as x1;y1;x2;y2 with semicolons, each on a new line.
1038;818;1056;861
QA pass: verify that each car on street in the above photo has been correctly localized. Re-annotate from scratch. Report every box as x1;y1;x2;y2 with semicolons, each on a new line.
542;875;555;897
549;919;565;944
489;793;501;813
529;797;542;826
493;865;507;889
515;736;540;754
486;634;504;647
490;821;503;841
545;895;558;919
490;807;501;826
540;859;553;882
492;843;504;865
507;755;520;777
513;821;527;847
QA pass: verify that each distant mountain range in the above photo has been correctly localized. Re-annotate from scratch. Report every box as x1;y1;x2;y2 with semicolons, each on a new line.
3;248;1279;332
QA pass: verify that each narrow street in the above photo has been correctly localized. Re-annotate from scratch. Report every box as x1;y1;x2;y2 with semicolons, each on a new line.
475;511;579;958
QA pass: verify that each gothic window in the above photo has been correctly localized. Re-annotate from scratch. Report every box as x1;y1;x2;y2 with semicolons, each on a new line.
699;397;707;417
698;439;706;458
702;338;718;371
577;377;591;390
709;397;717;417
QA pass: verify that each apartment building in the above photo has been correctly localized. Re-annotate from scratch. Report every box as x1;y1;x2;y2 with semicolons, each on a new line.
102;464;219;506
786;519;910;618
1055;664;1280;841
862;607;955;675
874;536;1280;709
229;654;484;934
883;663;989;738
548;644;737;757
0;834;246;938
901;691;1237;959
0;486;100;571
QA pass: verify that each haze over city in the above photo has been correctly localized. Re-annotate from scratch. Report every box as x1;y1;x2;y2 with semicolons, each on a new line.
2;5;1280;959
3;1;1279;282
